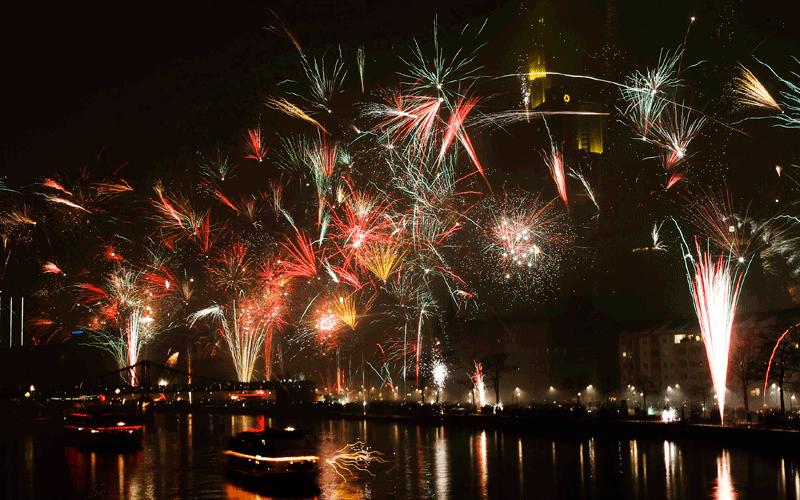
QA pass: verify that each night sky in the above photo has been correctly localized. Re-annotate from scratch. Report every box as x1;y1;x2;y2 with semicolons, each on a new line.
3;0;800;324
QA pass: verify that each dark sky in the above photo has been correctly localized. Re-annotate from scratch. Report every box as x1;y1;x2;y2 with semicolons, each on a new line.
3;0;795;178
3;0;800;322
1;0;509;181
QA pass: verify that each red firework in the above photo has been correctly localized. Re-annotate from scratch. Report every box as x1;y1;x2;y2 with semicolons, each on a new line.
244;126;269;162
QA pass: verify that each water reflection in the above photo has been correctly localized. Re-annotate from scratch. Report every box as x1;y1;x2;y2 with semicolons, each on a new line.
8;415;800;499
630;440;639;499
579;442;585;495
434;427;449;499
476;430;488;499
518;438;524;498
796;461;800;499
714;450;736;500
588;437;596;496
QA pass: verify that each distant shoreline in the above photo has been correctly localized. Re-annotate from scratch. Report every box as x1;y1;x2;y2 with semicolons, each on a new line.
8;401;800;453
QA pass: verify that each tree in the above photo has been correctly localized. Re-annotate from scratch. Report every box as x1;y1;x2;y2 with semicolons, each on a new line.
563;374;591;407
687;380;713;418
729;325;759;414
630;375;657;413
758;325;800;414
597;373;616;408
479;352;518;405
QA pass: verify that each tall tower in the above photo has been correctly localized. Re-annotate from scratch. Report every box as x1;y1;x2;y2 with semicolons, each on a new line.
577;102;603;154
526;48;550;109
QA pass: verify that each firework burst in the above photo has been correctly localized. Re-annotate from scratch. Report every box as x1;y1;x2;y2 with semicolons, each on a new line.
326;441;386;481
682;241;748;425
480;191;574;281
732;62;782;112
244;126;269;162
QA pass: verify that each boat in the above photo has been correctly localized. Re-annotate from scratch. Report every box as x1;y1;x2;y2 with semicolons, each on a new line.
224;427;320;482
63;405;144;449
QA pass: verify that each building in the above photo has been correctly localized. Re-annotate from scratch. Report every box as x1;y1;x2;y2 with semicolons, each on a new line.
618;309;800;412
619;320;707;391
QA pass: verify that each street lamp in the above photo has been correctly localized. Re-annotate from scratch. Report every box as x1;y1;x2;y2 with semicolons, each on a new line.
515;387;521;405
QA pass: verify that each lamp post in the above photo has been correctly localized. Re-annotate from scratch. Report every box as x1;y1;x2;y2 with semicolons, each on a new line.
515;387;520;406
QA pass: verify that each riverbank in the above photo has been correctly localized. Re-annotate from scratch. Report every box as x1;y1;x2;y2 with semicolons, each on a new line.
8;399;800;453
149;402;800;452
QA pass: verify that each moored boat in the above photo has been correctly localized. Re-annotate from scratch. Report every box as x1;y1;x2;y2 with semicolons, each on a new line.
224;427;319;481
63;405;143;449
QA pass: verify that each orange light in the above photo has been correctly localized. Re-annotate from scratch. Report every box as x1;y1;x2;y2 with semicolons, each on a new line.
223;450;319;462
65;425;142;431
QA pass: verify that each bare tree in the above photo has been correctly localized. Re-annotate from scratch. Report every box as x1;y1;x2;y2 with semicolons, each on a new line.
758;325;800;414
630;375;658;412
479;352;518;405
729;326;759;414
563;374;591;407
687;380;713;418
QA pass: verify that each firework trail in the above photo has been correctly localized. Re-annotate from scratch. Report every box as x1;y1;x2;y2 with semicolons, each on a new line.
197;148;235;182
79;266;158;385
733;62;782;112
745;56;800;129
652;222;667;252
470;110;610;130
651;104;706;170
0;201;36;228
483;191;572;275
568;166;598;211
365;93;442;162
151;181;216;252
681;189;792;263
278;230;319;279
357;46;365;93
432;351;447;398
298;48;347;113
265;12;305;57
398;17;487;104
328;185;398;264
188;243;287;382
543;141;568;209
439;96;487;186
471;362;487;407
666;171;683;189
326;441;386;481
42;262;63;274
277;133;343;224
244;126;269;162
358;240;407;282
189;299;275;382
682;239;748;425
264;95;329;134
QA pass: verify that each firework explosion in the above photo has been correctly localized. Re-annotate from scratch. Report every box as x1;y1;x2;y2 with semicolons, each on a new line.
8;9;800;417
326;441;386;481
471;362;487;407
682;241;748;425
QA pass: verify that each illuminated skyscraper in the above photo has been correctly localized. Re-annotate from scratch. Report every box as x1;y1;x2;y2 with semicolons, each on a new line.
526;48;550;109
576;102;603;154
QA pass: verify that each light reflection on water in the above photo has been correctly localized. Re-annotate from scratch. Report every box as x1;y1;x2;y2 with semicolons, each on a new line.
715;450;736;500
4;414;800;499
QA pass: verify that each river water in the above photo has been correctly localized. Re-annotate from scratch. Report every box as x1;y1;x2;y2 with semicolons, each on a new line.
2;413;800;499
